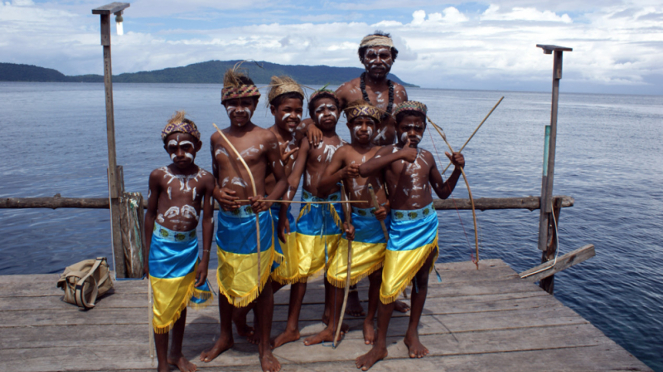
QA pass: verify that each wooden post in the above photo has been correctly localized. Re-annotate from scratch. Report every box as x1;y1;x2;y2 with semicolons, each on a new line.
539;196;563;293
119;192;145;278
536;44;572;253
93;3;130;278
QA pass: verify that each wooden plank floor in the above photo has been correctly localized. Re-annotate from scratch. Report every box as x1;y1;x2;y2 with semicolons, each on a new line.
0;259;651;371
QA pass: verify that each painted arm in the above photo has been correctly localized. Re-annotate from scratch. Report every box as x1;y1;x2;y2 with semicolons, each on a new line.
143;170;160;276
277;139;309;242
359;141;417;177
430;151;464;199
255;133;288;212
196;174;215;286
318;147;359;196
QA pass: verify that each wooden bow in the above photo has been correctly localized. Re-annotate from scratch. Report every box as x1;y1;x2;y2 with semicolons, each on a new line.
367;183;389;242
334;181;353;347
427;119;480;269
213;123;262;285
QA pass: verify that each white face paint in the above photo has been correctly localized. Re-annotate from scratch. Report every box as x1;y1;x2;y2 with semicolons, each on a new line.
168;140;178;147
180;141;194;147
170;153;177;160
226;106;236;116
400;132;408;143
282;113;292;121
315;103;337;123
184;153;194;160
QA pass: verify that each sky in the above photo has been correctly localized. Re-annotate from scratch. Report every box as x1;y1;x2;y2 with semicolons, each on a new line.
1;0;662;95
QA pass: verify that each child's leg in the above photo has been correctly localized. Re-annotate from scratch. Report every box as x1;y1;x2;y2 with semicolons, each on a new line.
404;249;436;358
200;295;234;362
232;302;255;339
355;299;396;371
154;331;169;372
322;277;332;324
255;278;281;372
303;284;344;345
346;284;365;317
167;308;197;372
272;281;307;348
363;269;382;345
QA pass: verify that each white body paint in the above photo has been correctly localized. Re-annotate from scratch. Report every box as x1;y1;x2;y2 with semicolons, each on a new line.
181;205;199;221
231;177;248;188
167;187;172;200
164;206;179;219
322;143;342;163
215;147;229;157
157;214;164;223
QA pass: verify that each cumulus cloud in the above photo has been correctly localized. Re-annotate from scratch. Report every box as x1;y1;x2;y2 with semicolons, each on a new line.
0;0;661;94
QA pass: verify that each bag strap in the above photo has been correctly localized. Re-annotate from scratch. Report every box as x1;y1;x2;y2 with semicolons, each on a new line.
94;257;111;289
74;258;103;309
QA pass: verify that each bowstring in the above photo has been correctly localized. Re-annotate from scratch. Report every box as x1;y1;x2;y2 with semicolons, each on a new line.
426;126;474;261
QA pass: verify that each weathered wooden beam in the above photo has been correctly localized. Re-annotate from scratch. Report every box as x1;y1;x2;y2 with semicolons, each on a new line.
1;196;575;211
0;197;110;209
91;2;130;15
433;196;574;211
519;244;595;282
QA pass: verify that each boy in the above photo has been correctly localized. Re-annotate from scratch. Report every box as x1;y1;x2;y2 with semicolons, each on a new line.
355;101;465;370
200;69;287;372
144;111;215;372
309;100;390;346
274;88;350;347
233;75;307;346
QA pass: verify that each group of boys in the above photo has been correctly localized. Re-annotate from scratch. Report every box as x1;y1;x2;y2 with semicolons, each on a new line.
143;32;466;372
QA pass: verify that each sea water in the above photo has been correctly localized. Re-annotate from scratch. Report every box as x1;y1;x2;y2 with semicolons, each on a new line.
0;82;661;370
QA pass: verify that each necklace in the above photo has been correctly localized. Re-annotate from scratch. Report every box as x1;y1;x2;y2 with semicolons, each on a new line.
360;72;394;121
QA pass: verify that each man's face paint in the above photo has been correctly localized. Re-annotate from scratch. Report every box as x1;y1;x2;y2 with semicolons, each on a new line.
363;46;393;78
224;97;256;127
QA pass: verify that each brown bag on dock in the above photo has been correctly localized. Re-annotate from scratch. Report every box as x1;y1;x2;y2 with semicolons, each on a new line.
57;257;113;310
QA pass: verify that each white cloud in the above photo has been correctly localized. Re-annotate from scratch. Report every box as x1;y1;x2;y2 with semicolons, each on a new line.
0;1;662;94
481;5;573;23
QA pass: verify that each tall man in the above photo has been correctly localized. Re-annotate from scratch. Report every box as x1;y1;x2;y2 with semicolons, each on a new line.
335;31;408;146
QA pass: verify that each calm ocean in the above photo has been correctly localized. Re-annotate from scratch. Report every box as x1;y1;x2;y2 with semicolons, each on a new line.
0;82;661;370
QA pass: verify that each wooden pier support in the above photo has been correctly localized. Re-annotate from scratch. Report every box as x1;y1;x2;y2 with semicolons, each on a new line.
92;2;130;278
536;44;572;254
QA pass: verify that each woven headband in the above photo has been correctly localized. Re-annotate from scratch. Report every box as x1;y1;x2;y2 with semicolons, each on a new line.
161;121;201;142
393;101;428;117
221;84;261;104
359;35;395;48
345;104;381;123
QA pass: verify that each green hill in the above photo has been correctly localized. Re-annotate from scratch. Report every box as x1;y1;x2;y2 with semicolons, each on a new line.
0;61;417;87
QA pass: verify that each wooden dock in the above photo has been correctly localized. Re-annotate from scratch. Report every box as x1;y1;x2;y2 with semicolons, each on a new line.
0;259;651;371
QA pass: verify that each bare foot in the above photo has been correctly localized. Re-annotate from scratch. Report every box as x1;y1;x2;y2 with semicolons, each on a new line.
247;330;261;345
259;344;281;372
394;300;410;313
233;311;254;338
322;306;330;325
404;332;429;358
346;291;365;317
272;327;300;348
303;327;342;346
199;334;233;363
167;354;197;372
363;321;376;345
355;345;388;371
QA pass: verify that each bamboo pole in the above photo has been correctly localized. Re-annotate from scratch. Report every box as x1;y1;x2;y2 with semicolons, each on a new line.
334;181;353;348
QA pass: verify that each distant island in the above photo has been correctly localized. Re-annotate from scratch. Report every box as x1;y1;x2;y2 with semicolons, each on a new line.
0;61;417;87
